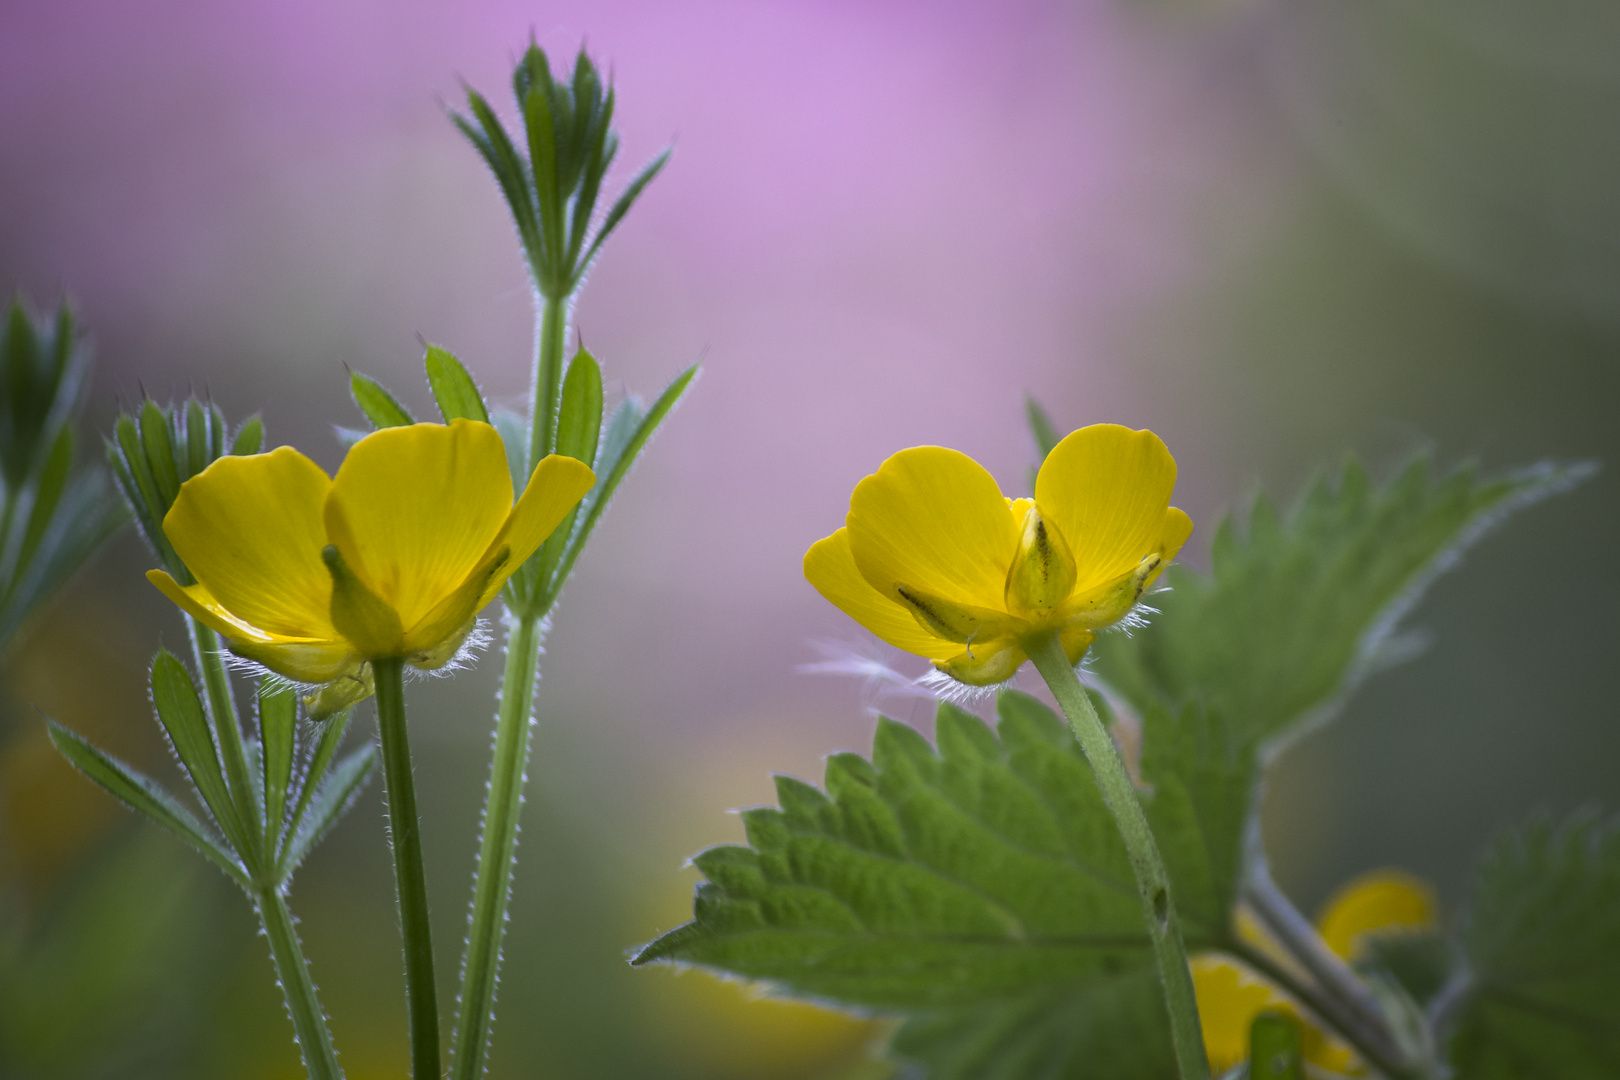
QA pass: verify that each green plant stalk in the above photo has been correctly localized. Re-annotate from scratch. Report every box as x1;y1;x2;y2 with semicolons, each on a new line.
527;291;569;477
254;884;345;1080
450;612;542;1079
1026;630;1211;1080
1228;938;1424;1080
187;618;262;864
374;656;441;1079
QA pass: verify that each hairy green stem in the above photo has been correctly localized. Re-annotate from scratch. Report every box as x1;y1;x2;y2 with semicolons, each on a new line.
374;657;441;1079
1228;938;1424;1080
450;613;542;1080
528;292;569;473
187;618;262;867
1244;865;1411;1069
1026;631;1211;1080
254;885;345;1080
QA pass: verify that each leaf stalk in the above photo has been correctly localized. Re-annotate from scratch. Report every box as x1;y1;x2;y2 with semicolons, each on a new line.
254;884;346;1080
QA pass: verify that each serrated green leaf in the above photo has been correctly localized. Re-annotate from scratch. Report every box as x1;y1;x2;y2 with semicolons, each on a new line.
279;743;375;880
890;969;1174;1080
636;691;1254;1019
348;371;414;429
424;344;490;424
231;414;264;456
47;721;249;889
1446;814;1620;1078
1090;456;1595;749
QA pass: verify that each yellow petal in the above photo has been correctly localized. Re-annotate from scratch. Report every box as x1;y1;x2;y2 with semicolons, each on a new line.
475;453;596;607
324;420;513;631
803;530;961;661
1316;870;1436;960
1191;954;1287;1074
1035;425;1183;595
147;570;356;683
162;447;337;639
846;446;1020;613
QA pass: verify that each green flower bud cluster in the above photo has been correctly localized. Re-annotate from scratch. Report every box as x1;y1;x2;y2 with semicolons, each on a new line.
107;395;262;583
452;43;669;301
0;297;125;648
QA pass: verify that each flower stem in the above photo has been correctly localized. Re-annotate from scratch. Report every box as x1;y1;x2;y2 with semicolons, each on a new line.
449;612;541;1080
527;291;568;473
187;618;262;867
373;656;441;1079
254;884;345;1080
1025;630;1210;1080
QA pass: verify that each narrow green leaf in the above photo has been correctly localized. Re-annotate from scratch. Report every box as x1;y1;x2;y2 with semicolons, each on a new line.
581;149;670;274
1447;813;1620;1078
0;474;128;647
348;371;414;429
424;344;490;424
280;744;376;881
208;401;228;460
138;400;181;507
524;84;563;280
47;721;249;889
454;91;541;262
183;398;209;480
259;679;297;856
1249;1012;1306;1080
13;425;72;581
280;706;353;869
1025;395;1062;462
547;365;696;595
554;349;603;467
231;415;264;456
149;649;242;850
1090;456;1597;749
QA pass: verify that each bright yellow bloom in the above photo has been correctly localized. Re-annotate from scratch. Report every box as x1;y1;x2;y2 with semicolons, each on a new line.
1193;870;1437;1074
804;424;1193;685
148;419;595;684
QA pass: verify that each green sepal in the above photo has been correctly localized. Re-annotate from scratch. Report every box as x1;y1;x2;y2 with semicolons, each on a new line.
322;544;403;656
424;344;490;424
47;721;249;889
348;370;414;429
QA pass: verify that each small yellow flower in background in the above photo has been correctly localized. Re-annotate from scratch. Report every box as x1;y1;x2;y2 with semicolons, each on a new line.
148;419;594;685
1193;870;1437;1074
804;424;1193;685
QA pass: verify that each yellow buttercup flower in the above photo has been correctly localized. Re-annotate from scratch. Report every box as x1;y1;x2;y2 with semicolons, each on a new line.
147;419;595;684
804;424;1193;685
1193;870;1437;1074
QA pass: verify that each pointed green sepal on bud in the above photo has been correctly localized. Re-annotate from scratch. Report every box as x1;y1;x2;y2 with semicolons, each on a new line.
304;664;375;720
934;638;1026;686
1060;552;1163;631
323;545;404;657
1005;506;1078;616
108;394;263;583
894;583;1014;645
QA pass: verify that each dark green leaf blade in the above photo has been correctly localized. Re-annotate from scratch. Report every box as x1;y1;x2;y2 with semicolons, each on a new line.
47;721;249;888
1089;457;1596;749
258;679;297;854
554;348;603;467
348;371;414;429
1446;814;1620;1079
424;344;490;424
635;692;1254;1018
148;650;241;847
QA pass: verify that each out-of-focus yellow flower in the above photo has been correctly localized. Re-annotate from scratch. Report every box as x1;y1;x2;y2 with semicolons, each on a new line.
1193;870;1437;1074
147;419;594;683
804;425;1192;685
